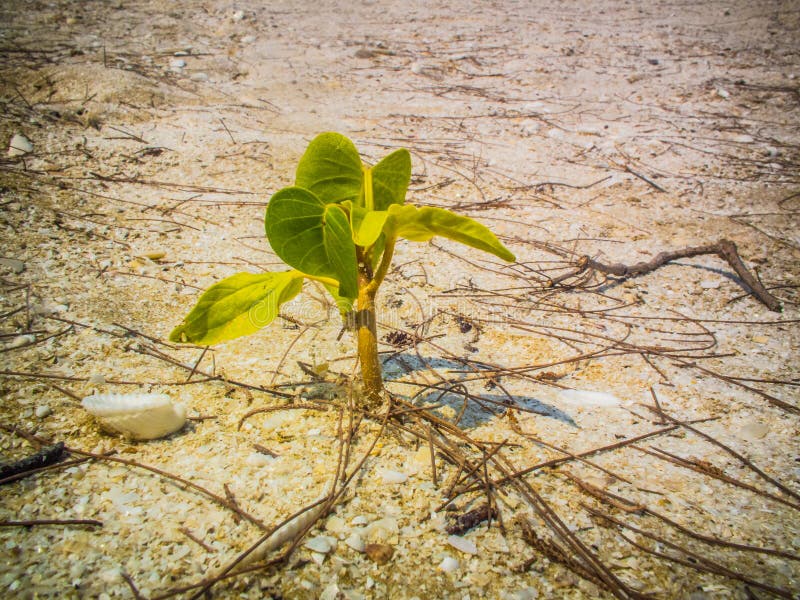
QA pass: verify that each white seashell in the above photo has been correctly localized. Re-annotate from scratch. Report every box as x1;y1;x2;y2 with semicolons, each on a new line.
81;393;186;440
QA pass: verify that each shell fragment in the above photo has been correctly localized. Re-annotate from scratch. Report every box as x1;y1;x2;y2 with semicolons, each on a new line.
81;393;186;440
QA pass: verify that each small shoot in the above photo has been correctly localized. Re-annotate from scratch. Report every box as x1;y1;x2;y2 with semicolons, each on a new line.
170;132;515;407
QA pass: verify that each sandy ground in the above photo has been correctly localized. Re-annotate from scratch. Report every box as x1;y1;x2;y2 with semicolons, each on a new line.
1;1;799;598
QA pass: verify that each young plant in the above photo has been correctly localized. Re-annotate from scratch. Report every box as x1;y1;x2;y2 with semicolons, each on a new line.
170;133;515;407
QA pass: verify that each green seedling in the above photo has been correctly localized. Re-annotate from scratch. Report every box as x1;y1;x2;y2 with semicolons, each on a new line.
170;132;515;407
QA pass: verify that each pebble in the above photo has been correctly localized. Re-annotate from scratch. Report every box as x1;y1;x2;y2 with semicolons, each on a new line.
438;556;459;572
169;58;186;69
447;534;478;555
502;587;540;600
364;543;394;564
304;536;333;554
8;134;33;157
245;452;273;467
0;258;25;274
344;533;366;552
231;9;245;21
351;515;368;526
241;35;256;44
740;421;769;441
320;583;340;600
88;373;106;385
380;469;408;484
411;446;432;467
35;405;52;418
6;334;35;349
699;279;720;290
325;515;346;533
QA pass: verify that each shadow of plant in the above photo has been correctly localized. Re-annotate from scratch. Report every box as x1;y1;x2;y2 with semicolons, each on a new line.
381;352;577;428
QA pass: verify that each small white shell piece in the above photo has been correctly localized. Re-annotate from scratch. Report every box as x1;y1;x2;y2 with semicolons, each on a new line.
81;393;186;440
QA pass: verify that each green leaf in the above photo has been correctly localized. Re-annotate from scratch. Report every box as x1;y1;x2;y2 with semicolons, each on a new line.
343;201;390;247
295;132;363;204
266;186;359;299
323;282;354;316
369;233;387;271
371;148;411;210
386;205;516;262
169;271;304;345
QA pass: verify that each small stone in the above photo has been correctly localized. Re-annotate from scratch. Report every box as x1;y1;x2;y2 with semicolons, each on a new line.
99;567;121;584
141;251;166;261
344;533;366;552
245;452;273;467
351;515;368;526
0;258;25;274
364;543;394;565
751;335;769;344
447;534;478;555
411;446;432;466
190;72;209;82
304;536;333;554
241;34;256;44
231;9;245;21
8;134;33;157
325;515;346;533
320;583;340;600
35;405;52;419
364;517;398;542
740;422;769;441
6;334;35;349
88;373;106;385
438;556;459;572
699;279;720;290
503;586;540;599
169;58;186;69
380;469;408;484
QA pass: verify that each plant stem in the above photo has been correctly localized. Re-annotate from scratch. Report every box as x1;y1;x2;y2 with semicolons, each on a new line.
357;275;383;408
366;235;396;294
355;236;396;408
